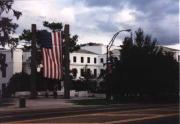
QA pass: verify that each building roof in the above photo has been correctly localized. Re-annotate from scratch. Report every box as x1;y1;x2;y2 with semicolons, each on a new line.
161;46;180;52
80;43;103;46
73;49;98;55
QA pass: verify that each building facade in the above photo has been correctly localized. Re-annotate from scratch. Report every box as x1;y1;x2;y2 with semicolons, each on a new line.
70;49;103;79
0;49;22;96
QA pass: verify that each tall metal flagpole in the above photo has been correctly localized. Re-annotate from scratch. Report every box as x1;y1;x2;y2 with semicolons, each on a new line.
64;24;70;99
30;24;37;98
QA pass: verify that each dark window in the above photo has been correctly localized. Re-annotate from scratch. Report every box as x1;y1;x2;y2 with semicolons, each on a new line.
2;68;6;77
87;68;91;74
100;69;104;75
178;55;180;62
73;56;76;63
0;54;6;77
81;57;84;63
94;69;97;77
80;69;84;76
72;68;77;78
94;58;97;64
100;58;104;63
87;57;90;63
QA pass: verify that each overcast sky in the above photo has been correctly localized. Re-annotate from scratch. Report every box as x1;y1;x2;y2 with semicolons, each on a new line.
13;0;179;46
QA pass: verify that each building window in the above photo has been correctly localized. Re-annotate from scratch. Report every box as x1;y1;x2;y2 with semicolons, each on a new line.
100;58;104;63
178;55;180;62
72;68;77;78
2;68;6;78
87;57;90;63
94;58;96;64
87;68;91;74
100;69;105;75
94;69;97;77
0;54;6;77
81;57;84;63
80;69;84;76
73;56;76;63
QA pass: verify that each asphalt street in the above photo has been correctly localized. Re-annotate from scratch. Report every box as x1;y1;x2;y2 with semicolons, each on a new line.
1;104;178;124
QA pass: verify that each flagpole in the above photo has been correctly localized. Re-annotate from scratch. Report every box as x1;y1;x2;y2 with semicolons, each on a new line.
64;24;70;99
30;24;37;98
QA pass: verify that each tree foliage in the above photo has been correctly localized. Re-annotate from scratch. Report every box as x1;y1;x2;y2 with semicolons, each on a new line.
107;28;179;101
7;72;30;94
19;29;32;42
19;21;79;52
0;1;22;83
43;21;63;31
0;0;22;47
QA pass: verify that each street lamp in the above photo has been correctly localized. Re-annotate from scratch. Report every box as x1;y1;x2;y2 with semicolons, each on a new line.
105;29;132;100
106;29;132;73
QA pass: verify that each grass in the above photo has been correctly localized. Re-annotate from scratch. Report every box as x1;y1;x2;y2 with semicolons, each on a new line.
70;96;179;105
70;99;120;105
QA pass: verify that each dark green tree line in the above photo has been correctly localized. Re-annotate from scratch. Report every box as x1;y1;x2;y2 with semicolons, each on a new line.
107;28;179;101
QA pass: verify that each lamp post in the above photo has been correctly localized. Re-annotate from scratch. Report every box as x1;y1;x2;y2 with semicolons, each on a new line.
106;29;131;72
106;29;131;100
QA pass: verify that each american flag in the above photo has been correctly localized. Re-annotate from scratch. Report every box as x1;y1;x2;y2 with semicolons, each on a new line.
39;31;63;79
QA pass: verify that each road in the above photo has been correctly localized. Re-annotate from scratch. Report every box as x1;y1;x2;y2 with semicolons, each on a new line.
0;104;179;123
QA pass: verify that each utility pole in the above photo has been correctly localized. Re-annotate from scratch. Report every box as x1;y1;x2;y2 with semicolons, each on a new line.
64;24;70;99
30;24;37;98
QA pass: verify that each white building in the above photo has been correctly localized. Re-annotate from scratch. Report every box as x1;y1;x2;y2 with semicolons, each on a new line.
161;46;180;62
70;49;102;79
70;44;120;79
0;49;22;95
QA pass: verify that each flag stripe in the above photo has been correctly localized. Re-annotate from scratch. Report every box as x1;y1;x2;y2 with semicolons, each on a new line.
58;32;62;78
54;32;59;79
42;48;47;77
52;33;58;79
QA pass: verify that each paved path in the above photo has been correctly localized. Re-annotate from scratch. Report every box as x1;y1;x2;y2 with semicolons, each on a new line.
0;97;82;112
9;104;179;124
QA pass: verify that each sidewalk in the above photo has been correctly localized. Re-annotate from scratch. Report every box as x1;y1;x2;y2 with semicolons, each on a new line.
0;97;80;113
0;97;105;113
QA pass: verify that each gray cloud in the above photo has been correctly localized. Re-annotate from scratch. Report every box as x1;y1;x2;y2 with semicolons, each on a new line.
82;0;179;44
96;20;119;32
13;0;179;45
83;0;124;7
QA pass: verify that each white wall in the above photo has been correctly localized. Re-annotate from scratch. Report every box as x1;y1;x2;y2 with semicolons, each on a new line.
81;45;120;55
13;49;22;74
0;50;13;91
0;49;23;92
22;51;31;75
81;45;107;54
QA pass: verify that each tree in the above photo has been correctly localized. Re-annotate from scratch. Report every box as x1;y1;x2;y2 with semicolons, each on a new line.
0;1;22;95
0;0;22;47
19;21;80;52
43;21;62;32
7;72;30;96
108;28;179;101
